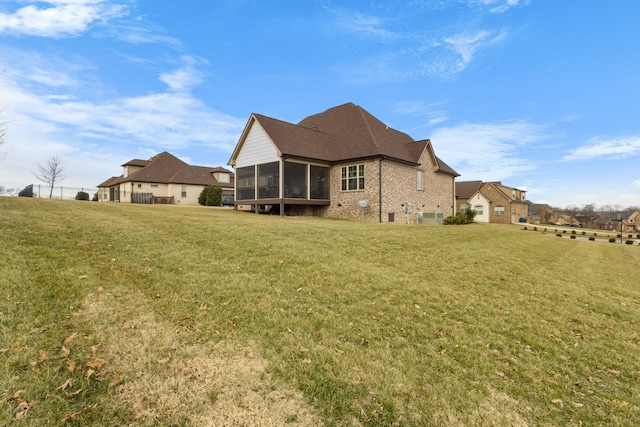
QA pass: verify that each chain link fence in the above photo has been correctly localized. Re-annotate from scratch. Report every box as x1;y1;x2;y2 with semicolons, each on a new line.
15;184;98;200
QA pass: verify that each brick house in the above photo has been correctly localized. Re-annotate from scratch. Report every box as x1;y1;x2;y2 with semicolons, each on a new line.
228;103;459;222
455;181;528;224
97;152;234;205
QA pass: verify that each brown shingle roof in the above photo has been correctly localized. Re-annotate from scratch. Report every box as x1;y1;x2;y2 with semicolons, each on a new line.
243;102;458;175
99;152;233;188
455;180;483;199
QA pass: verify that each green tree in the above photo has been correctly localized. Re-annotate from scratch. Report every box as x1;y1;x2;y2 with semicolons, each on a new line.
198;186;222;206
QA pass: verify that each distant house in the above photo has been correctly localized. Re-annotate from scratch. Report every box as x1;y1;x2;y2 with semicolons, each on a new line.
455;181;528;224
528;204;560;225
599;209;640;233
228;102;459;222
97;152;234;205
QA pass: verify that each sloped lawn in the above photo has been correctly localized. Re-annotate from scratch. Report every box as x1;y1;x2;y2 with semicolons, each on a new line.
1;198;639;426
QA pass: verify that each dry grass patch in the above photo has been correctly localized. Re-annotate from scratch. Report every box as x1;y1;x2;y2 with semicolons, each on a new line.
81;287;320;426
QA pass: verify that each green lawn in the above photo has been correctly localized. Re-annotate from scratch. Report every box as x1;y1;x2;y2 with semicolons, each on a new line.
1;197;639;426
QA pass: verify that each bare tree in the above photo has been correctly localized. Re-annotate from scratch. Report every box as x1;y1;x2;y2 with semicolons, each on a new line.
34;155;65;198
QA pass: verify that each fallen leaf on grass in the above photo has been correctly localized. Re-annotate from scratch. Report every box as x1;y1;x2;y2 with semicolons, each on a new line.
67;360;76;373
63;333;79;345
85;369;95;381
95;370;110;382
59;346;70;358
83;358;107;369
108;377;123;388
57;378;74;391
61;403;98;423
300;358;312;364
605;369;621;376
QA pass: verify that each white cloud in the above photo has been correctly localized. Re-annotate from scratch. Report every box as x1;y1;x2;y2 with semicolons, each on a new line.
392;101;449;130
0;0;127;38
441;29;507;75
159;57;208;92
430;120;548;180
472;0;526;14
335;12;397;41
563;136;640;161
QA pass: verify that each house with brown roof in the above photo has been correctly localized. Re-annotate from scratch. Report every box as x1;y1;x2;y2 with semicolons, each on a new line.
228;103;459;222
97;152;234;205
455;181;528;224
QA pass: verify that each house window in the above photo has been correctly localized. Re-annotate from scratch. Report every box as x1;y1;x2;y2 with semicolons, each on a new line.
461;203;470;213
218;173;230;183
151;184;158;188
341;164;364;191
474;205;483;215
137;184;142;188
417;171;423;190
495;205;505;216
512;190;516;199
181;186;187;198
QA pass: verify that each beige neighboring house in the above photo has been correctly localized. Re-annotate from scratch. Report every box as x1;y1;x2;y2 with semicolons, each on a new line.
228;102;459;223
97;152;234;205
456;181;529;224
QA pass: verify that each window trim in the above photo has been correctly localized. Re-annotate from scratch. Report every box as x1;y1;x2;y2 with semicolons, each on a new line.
341;164;365;191
417;170;423;190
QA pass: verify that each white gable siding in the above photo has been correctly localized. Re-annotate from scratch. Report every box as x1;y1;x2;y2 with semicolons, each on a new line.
236;121;279;168
470;192;490;223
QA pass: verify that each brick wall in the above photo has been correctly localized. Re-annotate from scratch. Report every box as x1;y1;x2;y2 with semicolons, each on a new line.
321;155;455;223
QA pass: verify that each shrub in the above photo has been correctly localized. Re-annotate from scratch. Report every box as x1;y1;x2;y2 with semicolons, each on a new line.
570;235;576;239
92;192;98;201
75;191;90;201
628;234;634;239
198;186;222;206
556;234;562;237
523;226;528;230
445;211;475;225
626;240;633;245
582;231;586;235
571;230;576;235
609;237;617;243
589;237;595;241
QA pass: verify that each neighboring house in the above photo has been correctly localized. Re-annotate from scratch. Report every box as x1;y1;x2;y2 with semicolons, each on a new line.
455;181;528;224
97;152;234;205
528;204;561;225
599;209;640;233
227;102;459;222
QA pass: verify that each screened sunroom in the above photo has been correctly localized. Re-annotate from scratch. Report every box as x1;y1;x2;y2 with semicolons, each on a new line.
235;160;330;212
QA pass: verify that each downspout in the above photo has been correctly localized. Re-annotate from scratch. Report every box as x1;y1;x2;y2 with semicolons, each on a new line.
379;158;383;223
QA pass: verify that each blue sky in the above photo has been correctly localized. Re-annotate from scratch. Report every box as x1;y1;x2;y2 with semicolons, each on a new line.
1;0;639;208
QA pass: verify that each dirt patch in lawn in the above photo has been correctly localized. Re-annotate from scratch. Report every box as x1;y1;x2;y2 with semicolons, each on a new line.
80;289;320;426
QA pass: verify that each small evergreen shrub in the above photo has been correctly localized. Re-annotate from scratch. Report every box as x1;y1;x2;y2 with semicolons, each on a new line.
571;230;576;234
570;235;576;239
533;227;538;231
582;231;586;235
609;237;617;243
556;234;562;237
444;211;475;225
92;192;98;201
198;186;222;206
625;240;633;245
589;237;595;241
75;191;90;201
